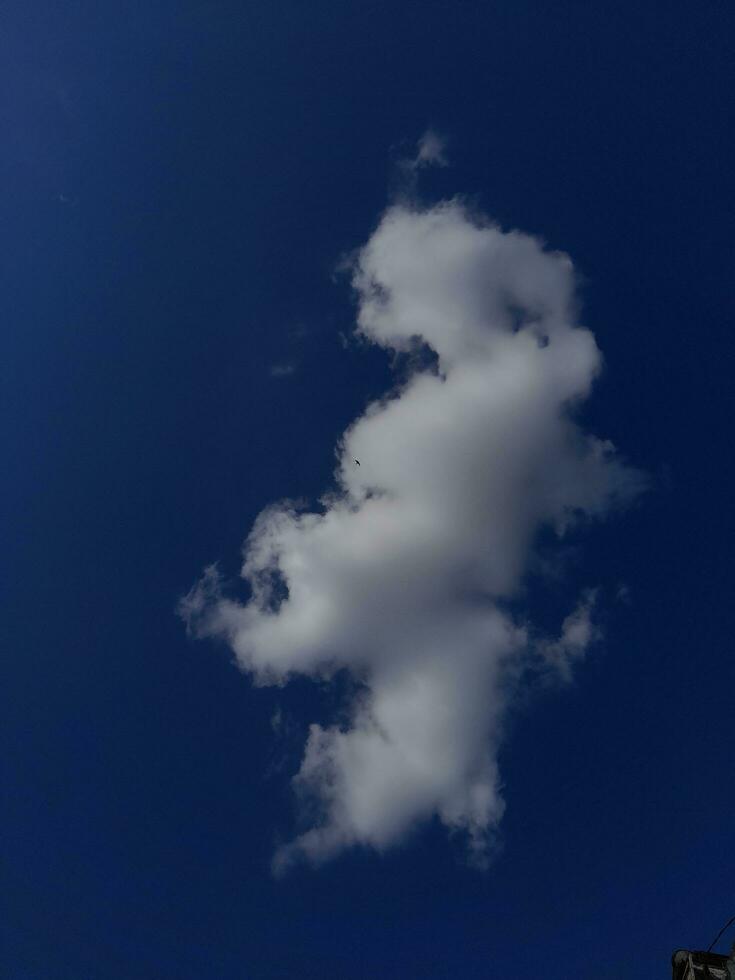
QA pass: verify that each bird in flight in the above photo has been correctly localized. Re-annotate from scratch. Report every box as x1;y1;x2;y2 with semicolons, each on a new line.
353;458;360;466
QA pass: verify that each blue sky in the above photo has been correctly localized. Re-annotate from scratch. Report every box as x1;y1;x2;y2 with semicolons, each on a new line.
2;2;734;977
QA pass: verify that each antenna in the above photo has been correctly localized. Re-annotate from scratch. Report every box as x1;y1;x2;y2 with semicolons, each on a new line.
707;913;735;953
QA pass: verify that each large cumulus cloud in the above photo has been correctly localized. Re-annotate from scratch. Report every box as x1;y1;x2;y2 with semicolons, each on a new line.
180;199;643;872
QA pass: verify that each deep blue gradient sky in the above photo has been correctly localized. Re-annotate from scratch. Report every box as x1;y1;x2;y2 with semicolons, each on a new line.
2;2;734;977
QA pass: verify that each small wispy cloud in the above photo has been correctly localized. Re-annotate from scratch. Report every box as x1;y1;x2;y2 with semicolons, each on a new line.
391;129;449;199
413;128;448;169
270;362;296;378
538;589;601;683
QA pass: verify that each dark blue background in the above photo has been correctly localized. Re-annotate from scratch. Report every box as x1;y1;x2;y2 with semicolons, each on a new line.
2;2;733;976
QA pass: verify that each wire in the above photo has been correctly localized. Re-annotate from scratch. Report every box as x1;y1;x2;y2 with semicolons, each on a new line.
707;913;735;954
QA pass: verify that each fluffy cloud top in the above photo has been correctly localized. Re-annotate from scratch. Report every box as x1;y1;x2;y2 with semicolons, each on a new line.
181;200;643;872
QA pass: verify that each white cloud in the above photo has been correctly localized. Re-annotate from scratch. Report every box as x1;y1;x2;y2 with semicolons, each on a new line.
180;199;644;873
